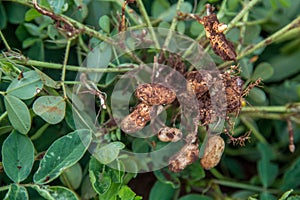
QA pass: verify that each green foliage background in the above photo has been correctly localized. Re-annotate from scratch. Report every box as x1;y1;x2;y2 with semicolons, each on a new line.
0;0;300;199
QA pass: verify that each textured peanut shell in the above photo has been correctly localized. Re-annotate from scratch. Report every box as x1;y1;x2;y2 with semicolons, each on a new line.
200;135;225;170
169;134;199;172
135;83;176;105
157;127;182;142
120;103;154;133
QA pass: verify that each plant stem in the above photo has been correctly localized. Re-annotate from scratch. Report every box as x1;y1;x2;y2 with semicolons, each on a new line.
0;111;8;122
212;179;278;194
0;30;12;51
163;0;184;48
219;15;300;67
135;0;160;49
225;0;261;33
239;15;300;57
240;116;268;144
61;39;72;99
236;7;248;53
12;59;135;72
242;106;291;113
235;18;268;27
0;185;10;192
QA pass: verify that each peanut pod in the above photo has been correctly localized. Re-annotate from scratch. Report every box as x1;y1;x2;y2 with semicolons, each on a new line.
157;127;182;142
135;83;176;105
200;135;225;170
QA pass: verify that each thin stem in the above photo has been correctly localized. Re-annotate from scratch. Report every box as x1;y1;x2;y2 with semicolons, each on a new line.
234;18;268;27
0;30;12;51
225;0;261;33
0;185;10;192
219;15;300;67
242;106;294;113
236;8;248;53
212;179;278;194
240;116;268;144
240;112;288;120
115;0;140;26
61;39;72;99
238;15;300;58
12;59;135;73
135;0;160;49
163;0;184;48
0;111;8;122
60;173;74;190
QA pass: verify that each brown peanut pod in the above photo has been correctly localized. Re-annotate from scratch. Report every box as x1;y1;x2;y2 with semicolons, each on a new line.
200;135;225;170
157;127;182;142
120;103;154;133
135;83;176;105
169;134;199;172
197;5;236;61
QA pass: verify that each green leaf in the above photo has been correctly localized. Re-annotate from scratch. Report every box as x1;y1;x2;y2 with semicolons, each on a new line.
105;72;118;86
247;87;267;105
60;163;82;190
23;37;39;48
118;185;141;200
177;21;185;34
33;96;66;124
279;189;294;200
47;0;66;14
65;103;76;130
89;157;112;195
240;58;253;79
81;175;97;200
154;170;180;189
15;24;30;41
4;184;28;200
2;130;34;183
288;196;300;200
86;42;112;82
260;191;276;200
47;24;60;40
33;67;60;89
257;143;276;161
23;23;41;36
99;15;110;33
94;142;125;164
28;39;45;60
258;160;278;188
267;50;300;82
32;185;79;200
0;126;13;136
181;162;205;182
179;194;213;200
4;95;31;134
132;138;150;153
151;0;170;18
158;2;192;22
30;185;55;200
6;3;28;24
252;62;274;81
25;8;42;21
190;21;204;37
89;156;125;197
0;2;7;29
281;157;300;191
47;186;79;200
149;181;176;200
6;70;43;100
33;129;92;184
244;25;261;44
